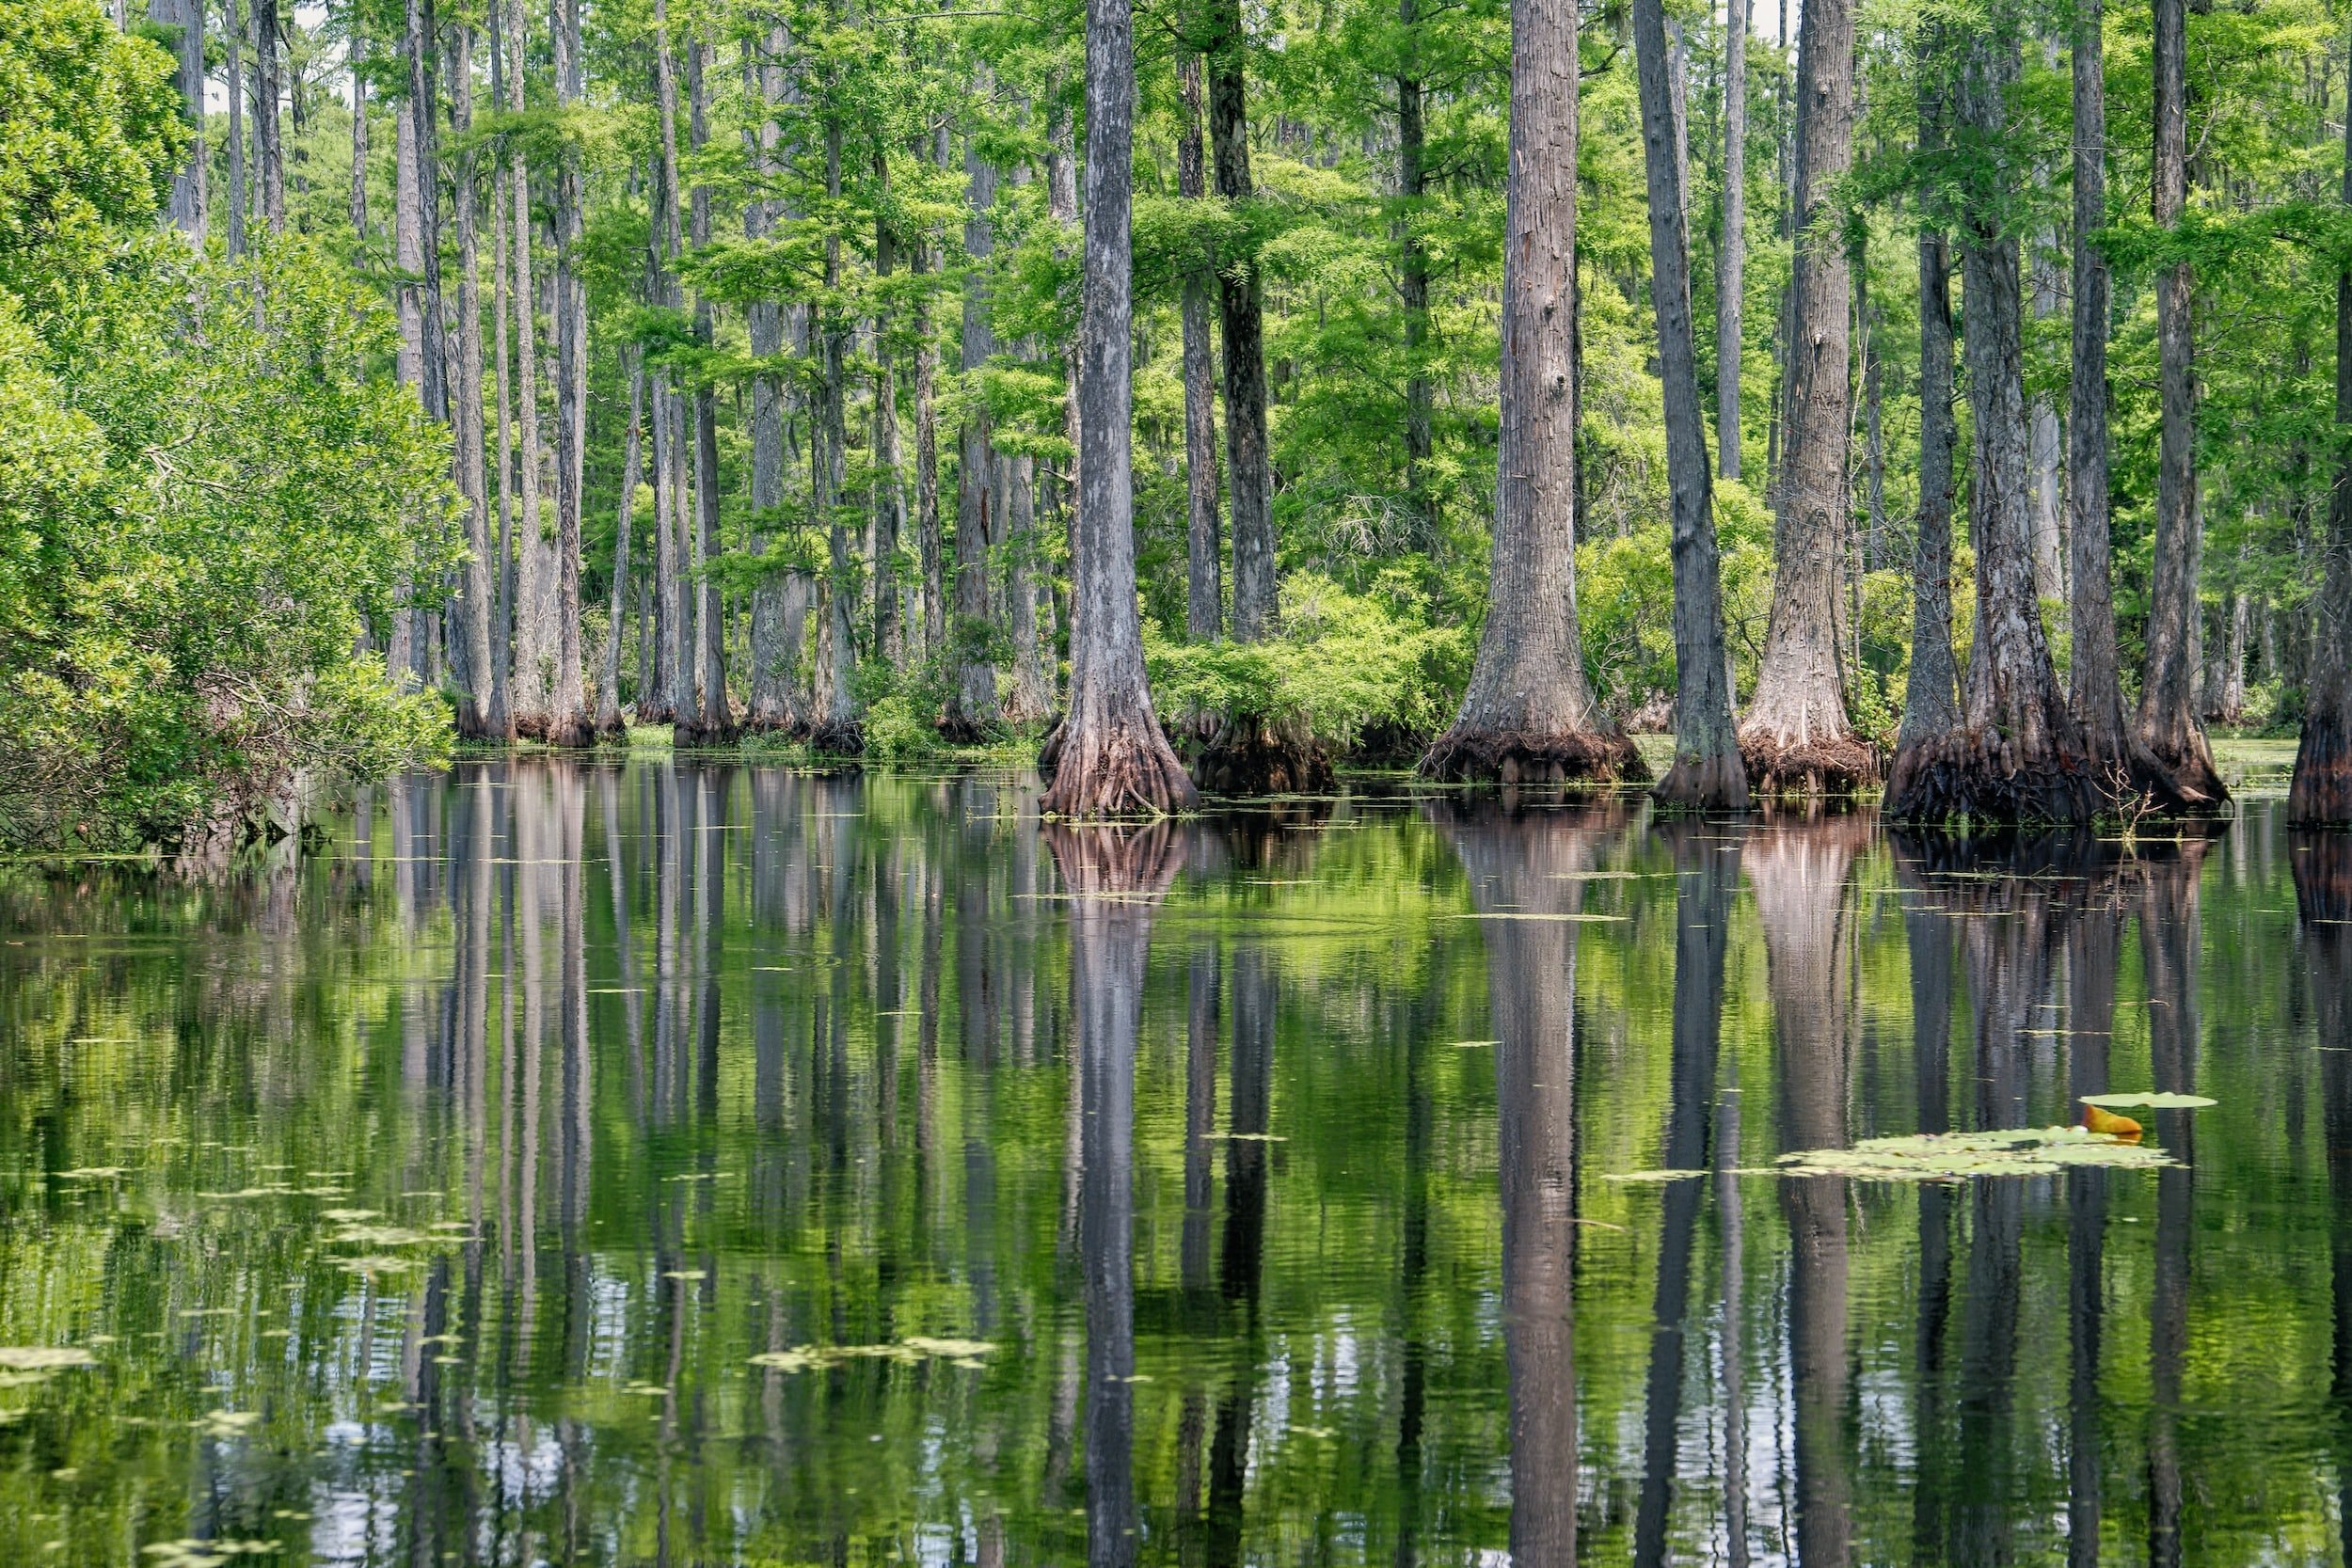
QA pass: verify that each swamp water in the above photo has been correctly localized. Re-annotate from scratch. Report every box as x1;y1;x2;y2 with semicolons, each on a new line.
0;758;2345;1566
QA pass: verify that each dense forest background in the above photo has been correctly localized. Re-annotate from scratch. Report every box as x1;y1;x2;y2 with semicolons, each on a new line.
5;0;2351;845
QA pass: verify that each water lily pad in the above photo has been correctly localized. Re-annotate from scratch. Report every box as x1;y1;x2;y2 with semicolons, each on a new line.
2080;1092;2217;1110
1602;1169;1708;1183
1777;1125;2177;1182
0;1347;97;1373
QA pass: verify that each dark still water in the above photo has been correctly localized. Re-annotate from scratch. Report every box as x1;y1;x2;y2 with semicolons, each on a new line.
1;761;2346;1567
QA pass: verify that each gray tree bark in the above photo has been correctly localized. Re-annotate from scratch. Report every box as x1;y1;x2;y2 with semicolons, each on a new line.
1208;0;1278;641
448;24;497;738
1419;0;1642;785
680;37;735;744
1888;18;2095;822
1736;0;1874;792
811;111;860;752
1717;0;1746;480
745;29;803;732
873;151;907;670
505;0;553;734
545;0;593;746
253;0;285;232
945;127;1004;738
153;0;204;237
1397;3;1433;523
2291;49;2352;822
486;39;514;735
348;26;365;245
1181;54;1223;643
597;354;643;734
1903;58;1962;751
2136;0;2226;803
1039;0;1196;816
1635;0;1745;810
225;0;246;259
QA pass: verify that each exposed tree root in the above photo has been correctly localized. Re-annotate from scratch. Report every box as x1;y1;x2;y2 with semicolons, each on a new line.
2291;713;2352;825
808;718;866;757
935;714;999;746
543;714;596;749
1883;725;2102;824
1344;719;1433;769
672;718;739;750
1417;725;1648;786
1184;714;1333;797
1735;728;1878;799
2137;724;2229;813
1041;705;1197;818
1651;746;1749;813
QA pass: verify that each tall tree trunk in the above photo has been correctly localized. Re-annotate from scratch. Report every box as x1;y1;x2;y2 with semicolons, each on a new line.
1208;0;1278;641
680;38;734;744
348;27;366;244
2136;0;2226;802
1181;54;1223;643
2027;237;2067;613
1737;0;1874;793
1904;54;1963;751
253;0;285;233
2066;0;2136;788
1039;0;1196;816
449;24;497;738
487;54;514;736
1419;0;1643;785
2291;47;2352;822
746;32;801;732
945;126;1004;739
153;0;204;236
598;354;643;734
811;111;859;752
649;371;683;724
389;31;428;686
1717;0;1746;480
545;0;592;746
1008;454;1054;722
915;182;946;663
1636;0;1745;810
873;153;907;671
1888;18;2095;821
226;0;246;258
505;0;551;735
1396;2;1433;524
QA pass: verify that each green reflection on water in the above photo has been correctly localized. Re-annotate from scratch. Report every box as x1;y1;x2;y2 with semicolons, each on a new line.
0;760;2341;1566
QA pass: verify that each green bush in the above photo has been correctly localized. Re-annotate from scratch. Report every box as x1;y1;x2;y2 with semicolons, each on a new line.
1145;571;1470;752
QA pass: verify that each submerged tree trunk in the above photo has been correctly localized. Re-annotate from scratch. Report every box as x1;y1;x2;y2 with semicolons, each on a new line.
1419;0;1643;786
1736;0;1874;794
1889;20;2096;822
945;128;1004;739
1717;0;1746;480
2292;59;2352;822
2136;0;2226;804
1181;54;1223;644
1635;0;1744;811
1208;0;1278;641
1041;0;1196;817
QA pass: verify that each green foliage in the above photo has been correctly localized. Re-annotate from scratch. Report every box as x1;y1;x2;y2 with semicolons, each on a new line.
1145;573;1470;750
0;228;457;849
